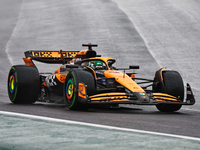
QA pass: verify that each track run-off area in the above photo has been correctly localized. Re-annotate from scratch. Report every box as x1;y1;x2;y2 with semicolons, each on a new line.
0;0;200;149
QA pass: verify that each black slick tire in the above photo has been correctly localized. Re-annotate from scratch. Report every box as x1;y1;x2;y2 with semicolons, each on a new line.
7;65;40;104
64;69;95;110
154;70;184;112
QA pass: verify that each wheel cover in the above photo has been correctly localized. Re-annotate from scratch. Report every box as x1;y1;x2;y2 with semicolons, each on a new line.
66;79;74;100
9;75;15;93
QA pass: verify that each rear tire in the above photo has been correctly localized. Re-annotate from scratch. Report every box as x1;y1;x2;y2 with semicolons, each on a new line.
7;65;40;104
154;70;184;112
64;69;95;110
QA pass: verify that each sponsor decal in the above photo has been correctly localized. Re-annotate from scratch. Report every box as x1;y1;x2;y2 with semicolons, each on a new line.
62;52;78;57
33;52;53;57
32;51;78;58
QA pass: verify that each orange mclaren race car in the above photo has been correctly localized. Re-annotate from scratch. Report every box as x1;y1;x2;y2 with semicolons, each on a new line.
7;44;195;112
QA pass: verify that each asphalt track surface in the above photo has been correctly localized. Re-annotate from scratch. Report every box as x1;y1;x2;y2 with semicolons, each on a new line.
0;0;200;148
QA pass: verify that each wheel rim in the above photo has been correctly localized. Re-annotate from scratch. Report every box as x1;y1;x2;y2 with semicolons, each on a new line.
66;79;74;100
9;75;15;93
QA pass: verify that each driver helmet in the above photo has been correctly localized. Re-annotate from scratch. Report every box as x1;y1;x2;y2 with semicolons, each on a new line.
89;60;103;69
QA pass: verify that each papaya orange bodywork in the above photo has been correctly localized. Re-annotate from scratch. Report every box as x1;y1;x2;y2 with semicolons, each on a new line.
78;83;86;99
89;92;127;98
104;70;145;93
23;58;34;66
55;73;67;83
89;92;129;103
159;67;166;81
77;50;87;56
153;93;179;102
88;57;145;93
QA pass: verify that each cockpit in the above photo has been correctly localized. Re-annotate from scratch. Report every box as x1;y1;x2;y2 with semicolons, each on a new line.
80;58;116;70
81;60;108;70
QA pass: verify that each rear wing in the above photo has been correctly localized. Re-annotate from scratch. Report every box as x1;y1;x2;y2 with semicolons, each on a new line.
24;50;79;64
23;44;99;65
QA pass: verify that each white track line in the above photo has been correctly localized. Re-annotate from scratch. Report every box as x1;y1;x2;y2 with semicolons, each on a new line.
0;110;200;141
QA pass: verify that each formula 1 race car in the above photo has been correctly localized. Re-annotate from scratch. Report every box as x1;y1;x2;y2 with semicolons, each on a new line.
7;44;195;112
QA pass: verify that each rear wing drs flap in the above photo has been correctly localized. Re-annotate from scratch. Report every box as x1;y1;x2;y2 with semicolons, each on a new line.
24;50;79;64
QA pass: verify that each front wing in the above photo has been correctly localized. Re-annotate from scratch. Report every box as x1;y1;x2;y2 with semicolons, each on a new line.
78;83;195;105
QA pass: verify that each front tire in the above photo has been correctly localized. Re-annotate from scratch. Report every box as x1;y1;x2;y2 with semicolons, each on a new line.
64;69;95;110
7;65;40;104
154;70;184;112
